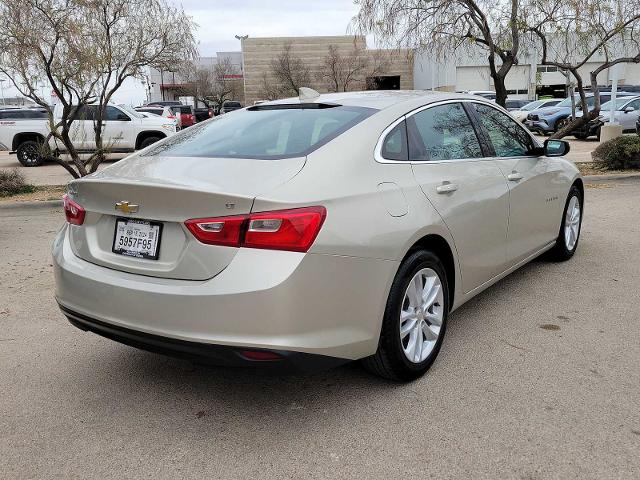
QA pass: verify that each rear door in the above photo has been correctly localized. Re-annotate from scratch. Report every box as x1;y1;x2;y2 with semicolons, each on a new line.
407;101;510;293
468;102;565;265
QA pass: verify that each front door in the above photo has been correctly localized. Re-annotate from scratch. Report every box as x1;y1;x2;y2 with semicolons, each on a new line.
468;102;565;265
407;102;510;293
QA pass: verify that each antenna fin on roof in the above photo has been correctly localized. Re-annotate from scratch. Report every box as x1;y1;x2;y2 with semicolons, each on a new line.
299;87;320;102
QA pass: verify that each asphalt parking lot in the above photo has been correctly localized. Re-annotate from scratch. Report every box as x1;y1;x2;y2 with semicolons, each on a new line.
1;178;639;479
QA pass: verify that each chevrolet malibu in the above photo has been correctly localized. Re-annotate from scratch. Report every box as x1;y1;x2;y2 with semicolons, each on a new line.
53;91;583;381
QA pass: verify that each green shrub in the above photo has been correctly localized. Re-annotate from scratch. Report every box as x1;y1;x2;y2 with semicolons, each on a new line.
592;135;640;170
0;169;36;197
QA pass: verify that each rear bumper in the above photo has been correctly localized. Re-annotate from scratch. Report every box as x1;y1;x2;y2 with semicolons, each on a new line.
53;225;396;362
60;304;346;372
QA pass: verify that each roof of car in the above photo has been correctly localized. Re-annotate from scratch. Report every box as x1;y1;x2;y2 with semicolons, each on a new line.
265;90;484;111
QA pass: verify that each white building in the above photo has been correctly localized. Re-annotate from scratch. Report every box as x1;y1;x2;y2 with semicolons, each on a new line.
414;43;640;99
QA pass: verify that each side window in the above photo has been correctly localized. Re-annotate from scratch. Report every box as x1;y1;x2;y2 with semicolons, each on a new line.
626;99;640;110
407;103;482;161
74;106;96;121
471;103;534;157
381;121;408;161
106;106;127;121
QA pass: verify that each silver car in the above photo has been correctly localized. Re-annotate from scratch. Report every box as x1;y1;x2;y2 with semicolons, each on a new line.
53;91;583;381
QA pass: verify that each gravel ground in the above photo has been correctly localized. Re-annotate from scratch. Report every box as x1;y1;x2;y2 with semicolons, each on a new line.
1;178;639;479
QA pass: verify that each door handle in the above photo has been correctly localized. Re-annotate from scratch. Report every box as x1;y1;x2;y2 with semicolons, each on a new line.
507;172;524;182
436;182;459;194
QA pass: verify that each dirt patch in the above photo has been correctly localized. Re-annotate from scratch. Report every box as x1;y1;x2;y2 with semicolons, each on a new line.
577;163;640;176
0;185;66;204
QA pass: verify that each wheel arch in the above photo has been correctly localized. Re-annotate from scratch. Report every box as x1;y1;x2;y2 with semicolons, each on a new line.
135;131;166;150
12;132;46;151
572;177;584;199
403;233;457;310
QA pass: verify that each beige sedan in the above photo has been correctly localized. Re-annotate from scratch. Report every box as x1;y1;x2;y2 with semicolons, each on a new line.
53;91;583;381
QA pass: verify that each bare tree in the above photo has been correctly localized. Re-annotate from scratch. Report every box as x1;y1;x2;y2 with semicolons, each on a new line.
525;0;640;138
0;0;196;178
321;44;390;92
354;0;525;107
261;42;312;99
183;58;242;108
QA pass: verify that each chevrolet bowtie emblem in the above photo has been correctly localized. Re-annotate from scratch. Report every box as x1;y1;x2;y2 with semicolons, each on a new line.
115;201;139;214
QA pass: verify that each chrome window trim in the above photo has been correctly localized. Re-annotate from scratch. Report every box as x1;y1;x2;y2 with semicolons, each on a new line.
374;98;542;165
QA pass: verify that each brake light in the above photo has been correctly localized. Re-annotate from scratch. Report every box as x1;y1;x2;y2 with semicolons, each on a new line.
167;114;175;119
185;206;326;252
62;194;85;225
184;215;245;247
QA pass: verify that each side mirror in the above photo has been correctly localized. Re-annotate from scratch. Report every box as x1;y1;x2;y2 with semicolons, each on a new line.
623;106;636;113
544;139;570;157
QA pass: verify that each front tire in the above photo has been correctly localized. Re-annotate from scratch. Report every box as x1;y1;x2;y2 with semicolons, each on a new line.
16;141;44;167
549;185;583;261
139;136;162;149
362;250;449;381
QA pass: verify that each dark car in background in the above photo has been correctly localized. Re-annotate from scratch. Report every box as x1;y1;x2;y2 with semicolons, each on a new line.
219;100;242;114
194;107;215;122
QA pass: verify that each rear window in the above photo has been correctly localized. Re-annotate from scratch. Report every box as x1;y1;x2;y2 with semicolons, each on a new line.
0;109;47;119
173;106;193;114
224;101;241;108
142;105;376;159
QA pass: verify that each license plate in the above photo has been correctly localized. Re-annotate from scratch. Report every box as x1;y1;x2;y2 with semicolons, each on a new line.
112;218;163;260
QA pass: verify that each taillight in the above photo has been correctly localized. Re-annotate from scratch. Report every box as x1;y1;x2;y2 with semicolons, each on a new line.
184;215;245;247
184;206;326;252
62;194;85;225
167;114;175;119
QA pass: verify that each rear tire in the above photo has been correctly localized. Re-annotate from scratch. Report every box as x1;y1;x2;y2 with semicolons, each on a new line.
549;185;583;261
362;250;449;381
16;140;44;167
139;136;162;149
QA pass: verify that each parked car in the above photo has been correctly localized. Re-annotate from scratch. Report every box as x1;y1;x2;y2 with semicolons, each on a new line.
0;103;178;166
0;107;48;120
135;105;181;129
194;107;215;122
457;90;496;100
219;100;242;114
171;105;196;128
572;96;640;139
146;101;183;107
505;99;531;111
510;99;562;122
525;92;636;134
637;115;640;136
54;91;582;381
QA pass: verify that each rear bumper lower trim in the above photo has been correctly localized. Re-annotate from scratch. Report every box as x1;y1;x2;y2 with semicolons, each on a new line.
58;303;348;372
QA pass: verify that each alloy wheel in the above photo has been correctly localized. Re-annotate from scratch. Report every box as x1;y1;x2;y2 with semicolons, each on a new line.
564;195;581;251
399;268;444;364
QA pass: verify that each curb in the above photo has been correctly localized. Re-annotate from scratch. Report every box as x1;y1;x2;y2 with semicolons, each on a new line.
584;172;640;183
0;199;62;210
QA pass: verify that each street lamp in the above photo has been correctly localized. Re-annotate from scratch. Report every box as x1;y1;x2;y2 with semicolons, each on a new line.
0;78;6;107
235;34;249;104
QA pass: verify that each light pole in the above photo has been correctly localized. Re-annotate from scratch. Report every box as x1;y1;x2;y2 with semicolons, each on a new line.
0;78;6;107
235;34;249;104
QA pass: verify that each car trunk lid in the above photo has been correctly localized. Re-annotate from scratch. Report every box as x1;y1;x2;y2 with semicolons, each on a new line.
67;155;305;280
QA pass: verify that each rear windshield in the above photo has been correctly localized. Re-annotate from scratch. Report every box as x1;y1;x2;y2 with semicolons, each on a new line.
224;102;241;107
142;105;376;159
173;106;193;114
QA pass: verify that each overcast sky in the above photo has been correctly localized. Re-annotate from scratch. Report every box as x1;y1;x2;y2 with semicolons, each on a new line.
1;1;362;106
